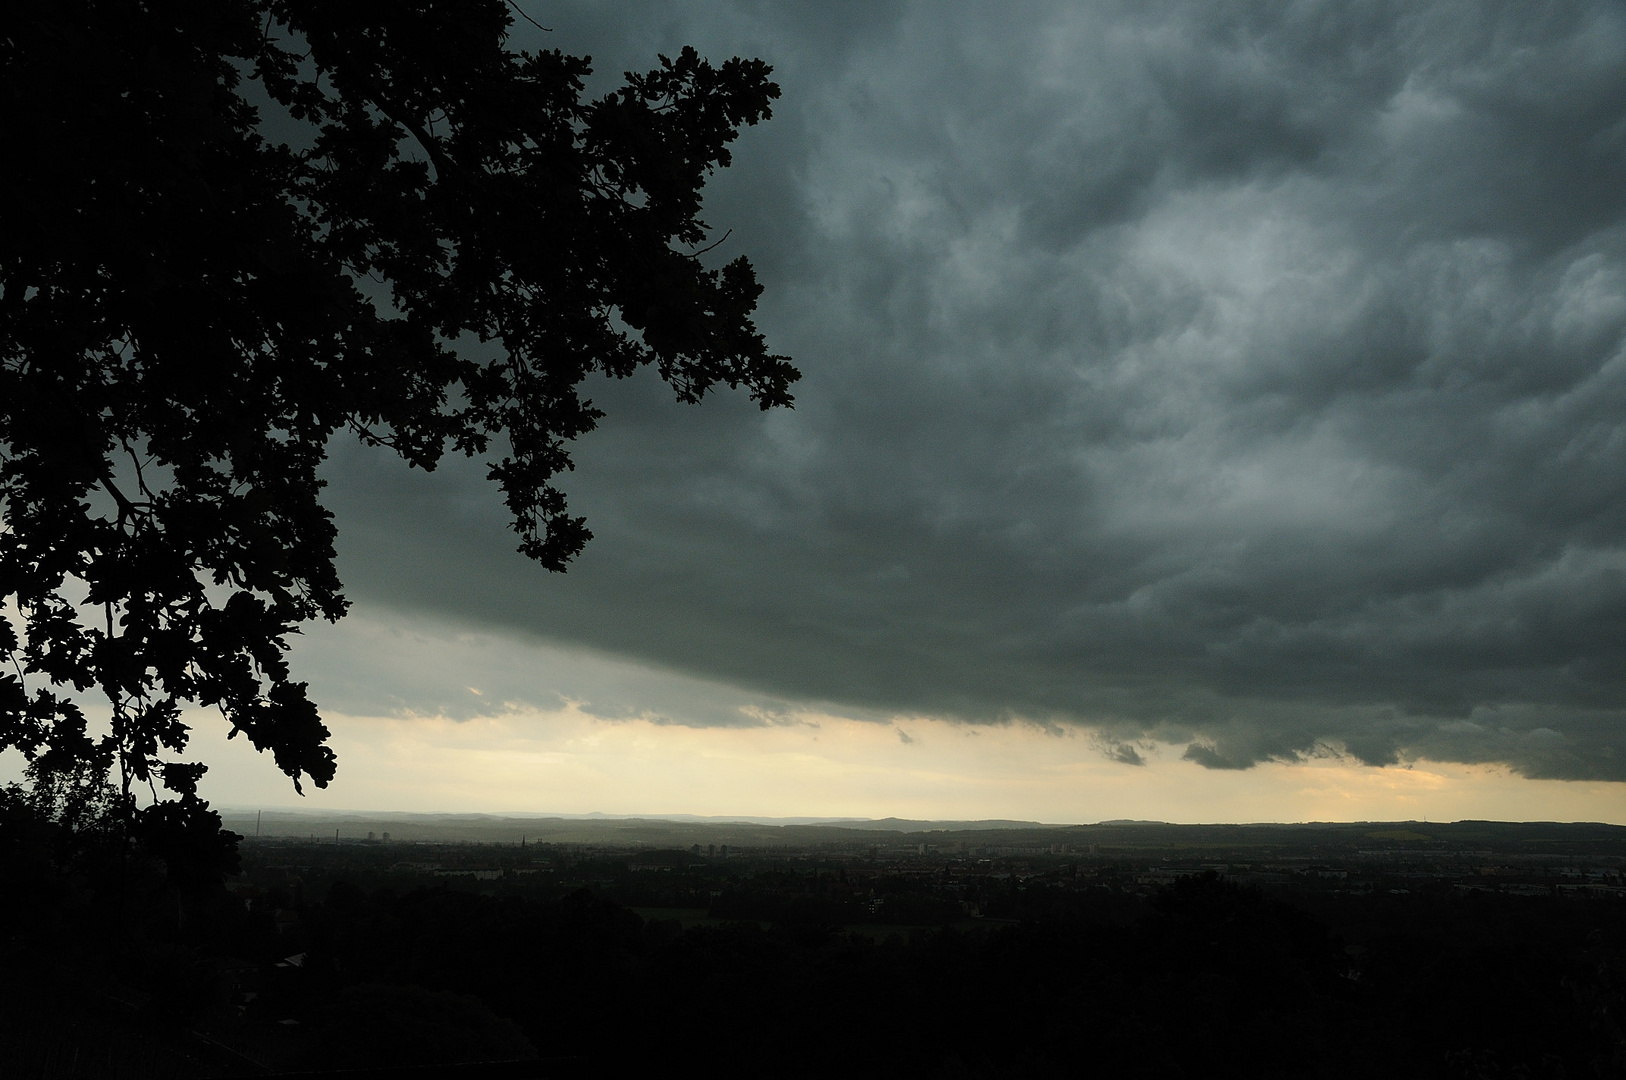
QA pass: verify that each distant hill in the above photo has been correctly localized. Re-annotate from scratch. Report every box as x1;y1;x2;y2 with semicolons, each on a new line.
215;808;1626;855
217;808;1058;847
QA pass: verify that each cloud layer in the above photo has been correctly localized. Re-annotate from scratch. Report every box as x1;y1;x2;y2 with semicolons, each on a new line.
318;1;1626;781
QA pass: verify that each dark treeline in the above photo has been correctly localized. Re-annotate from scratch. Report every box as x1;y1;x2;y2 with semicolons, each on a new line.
6;797;1626;1078
280;878;1626;1077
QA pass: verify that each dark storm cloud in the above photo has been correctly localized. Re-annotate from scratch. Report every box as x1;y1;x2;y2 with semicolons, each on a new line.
290;612;824;730
318;1;1626;779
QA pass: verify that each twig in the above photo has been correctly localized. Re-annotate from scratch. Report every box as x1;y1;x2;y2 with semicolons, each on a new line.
505;1;553;33
693;228;733;257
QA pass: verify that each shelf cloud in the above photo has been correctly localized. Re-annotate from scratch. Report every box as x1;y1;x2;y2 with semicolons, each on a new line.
319;1;1626;782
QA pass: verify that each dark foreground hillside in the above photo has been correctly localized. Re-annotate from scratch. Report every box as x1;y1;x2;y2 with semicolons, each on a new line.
6;821;1626;1077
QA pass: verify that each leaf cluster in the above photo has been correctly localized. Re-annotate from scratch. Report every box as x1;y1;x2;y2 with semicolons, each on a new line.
0;1;795;818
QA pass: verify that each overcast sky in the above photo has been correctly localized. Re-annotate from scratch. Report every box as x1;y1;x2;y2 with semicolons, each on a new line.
208;1;1626;820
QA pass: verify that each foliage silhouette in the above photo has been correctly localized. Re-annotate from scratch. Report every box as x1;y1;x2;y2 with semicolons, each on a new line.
0;2;795;834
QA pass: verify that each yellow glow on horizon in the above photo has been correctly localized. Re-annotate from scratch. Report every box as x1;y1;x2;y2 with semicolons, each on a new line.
180;705;1626;824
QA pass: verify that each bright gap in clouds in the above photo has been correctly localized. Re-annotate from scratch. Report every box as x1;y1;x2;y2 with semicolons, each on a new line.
189;701;1626;825
174;613;1626;825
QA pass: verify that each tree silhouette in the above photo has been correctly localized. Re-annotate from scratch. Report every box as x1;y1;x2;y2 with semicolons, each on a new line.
0;1;795;836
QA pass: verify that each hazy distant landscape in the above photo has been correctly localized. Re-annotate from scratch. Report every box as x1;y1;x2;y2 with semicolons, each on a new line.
221;807;1626;857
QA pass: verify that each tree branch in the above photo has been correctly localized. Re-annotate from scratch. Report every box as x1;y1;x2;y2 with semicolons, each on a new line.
504;1;552;34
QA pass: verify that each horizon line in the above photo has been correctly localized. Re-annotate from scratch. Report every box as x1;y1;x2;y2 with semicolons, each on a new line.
211;807;1624;828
